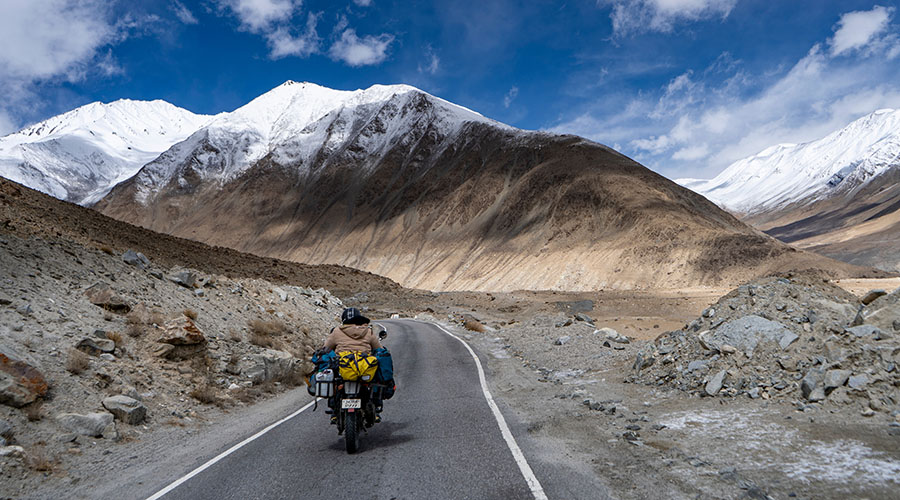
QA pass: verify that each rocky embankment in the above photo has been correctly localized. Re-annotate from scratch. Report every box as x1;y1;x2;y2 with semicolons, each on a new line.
0;231;342;492
629;274;899;418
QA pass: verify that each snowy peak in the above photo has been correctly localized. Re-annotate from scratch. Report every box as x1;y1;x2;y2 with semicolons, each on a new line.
678;108;900;214
0;100;211;204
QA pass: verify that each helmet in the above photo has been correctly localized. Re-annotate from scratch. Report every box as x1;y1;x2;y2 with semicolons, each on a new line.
341;307;370;325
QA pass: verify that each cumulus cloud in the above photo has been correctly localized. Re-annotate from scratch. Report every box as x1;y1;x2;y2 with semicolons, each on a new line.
0;0;126;134
267;12;320;59
551;11;900;180
172;0;199;25
603;0;738;35
216;0;297;33
216;0;323;59
503;86;519;108
328;29;394;66
829;5;894;56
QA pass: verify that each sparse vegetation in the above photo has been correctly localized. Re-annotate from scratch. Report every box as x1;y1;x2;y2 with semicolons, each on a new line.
229;329;242;342
98;244;115;255
25;401;43;422
25;447;55;472
248;319;288;336
183;308;198;320
189;384;219;405
106;330;123;347
65;349;91;374
250;331;275;348
464;318;487;333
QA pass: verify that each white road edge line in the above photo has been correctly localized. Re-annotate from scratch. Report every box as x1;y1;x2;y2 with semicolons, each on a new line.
145;397;319;500
431;322;549;500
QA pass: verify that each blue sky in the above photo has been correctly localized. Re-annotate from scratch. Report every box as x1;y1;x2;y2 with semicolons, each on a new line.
1;1;899;179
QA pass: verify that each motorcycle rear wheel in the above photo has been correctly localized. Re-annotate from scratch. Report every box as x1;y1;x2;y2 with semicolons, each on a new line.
345;412;359;454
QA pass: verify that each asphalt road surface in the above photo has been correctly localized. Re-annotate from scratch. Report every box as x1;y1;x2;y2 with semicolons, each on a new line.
145;320;609;500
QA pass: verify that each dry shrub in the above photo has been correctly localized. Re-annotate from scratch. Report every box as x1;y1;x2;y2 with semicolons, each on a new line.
103;312;114;322
233;387;259;403
183;308;198;320
25;447;55;472
250;332;275;348
126;322;144;338
229;330;242;343
106;331;123;347
248;319;288;337
163;418;186;427
463;319;487;333
98;244;115;255
25;401;43;422
66;349;90;374
189;384;219;405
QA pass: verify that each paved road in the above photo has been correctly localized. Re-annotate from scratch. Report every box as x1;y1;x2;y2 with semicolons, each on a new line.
151;320;549;500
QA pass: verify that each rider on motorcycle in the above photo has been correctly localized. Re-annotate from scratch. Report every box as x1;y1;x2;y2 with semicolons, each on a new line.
322;307;384;423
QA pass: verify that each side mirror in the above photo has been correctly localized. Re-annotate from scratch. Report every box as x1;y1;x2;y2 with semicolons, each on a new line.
379;330;388;340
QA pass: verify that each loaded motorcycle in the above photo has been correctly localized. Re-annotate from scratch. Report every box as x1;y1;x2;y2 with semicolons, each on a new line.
311;329;393;454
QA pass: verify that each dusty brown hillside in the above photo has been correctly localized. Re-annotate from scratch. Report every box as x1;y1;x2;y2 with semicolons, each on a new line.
0;178;405;299
97;124;873;291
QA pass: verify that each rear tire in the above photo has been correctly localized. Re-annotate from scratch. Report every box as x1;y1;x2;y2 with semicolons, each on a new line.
345;412;359;454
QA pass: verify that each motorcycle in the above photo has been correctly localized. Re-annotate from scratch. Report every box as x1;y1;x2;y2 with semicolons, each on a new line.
313;329;389;454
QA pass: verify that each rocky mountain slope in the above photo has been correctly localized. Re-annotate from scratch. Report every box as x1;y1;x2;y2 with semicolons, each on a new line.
0;100;211;205
95;82;866;292
678;109;900;272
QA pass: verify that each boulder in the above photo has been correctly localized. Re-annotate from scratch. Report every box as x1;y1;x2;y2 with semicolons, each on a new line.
56;412;114;438
598;328;630;344
169;271;197;289
243;349;296;384
801;369;826;402
861;289;887;305
102;395;147;425
705;370;726;396
824;369;851;392
700;315;794;357
76;337;115;356
122;250;150;270
848;374;869;390
159;318;206;345
83;282;131;313
0;344;49;408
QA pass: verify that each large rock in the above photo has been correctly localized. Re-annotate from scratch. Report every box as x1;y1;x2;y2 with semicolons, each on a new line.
122;250;150;270
83;282;131;313
159;318;206;345
76;337;116;356
243;349;296;384
824;369;851;392
700;315;795;357
861;289;887;305
169;271;197;289
705;370;726;396
598;328;630;344
56;412;114;438
801;369;826;402
0;344;49;408
102;395;147;425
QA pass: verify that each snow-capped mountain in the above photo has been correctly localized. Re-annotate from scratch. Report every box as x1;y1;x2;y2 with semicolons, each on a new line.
124;81;502;204
94;81;838;291
678;108;900;215
0;100;211;205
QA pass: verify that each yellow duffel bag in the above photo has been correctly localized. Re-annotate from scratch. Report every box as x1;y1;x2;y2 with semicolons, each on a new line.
337;351;379;381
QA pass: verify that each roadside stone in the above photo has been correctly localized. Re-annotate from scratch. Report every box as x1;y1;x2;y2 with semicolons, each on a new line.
705;370;726;396
598;328;630;344
554;336;571;346
848;374;868;390
0;344;49;407
824;369;851;392
122;250;150;270
102;395;147;425
56;412;114;438
243;349;296;384
801;369;826;402
83;282;131;313
861;289;887;305
76;337;115;356
169;271;197;289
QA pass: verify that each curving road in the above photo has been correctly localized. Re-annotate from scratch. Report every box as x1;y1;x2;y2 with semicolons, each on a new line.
142;320;609;500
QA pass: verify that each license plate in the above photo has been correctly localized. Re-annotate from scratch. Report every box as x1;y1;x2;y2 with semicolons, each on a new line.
341;399;361;409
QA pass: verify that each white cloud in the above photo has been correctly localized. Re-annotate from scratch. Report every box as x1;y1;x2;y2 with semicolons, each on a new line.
418;47;440;75
267;12;320;59
172;1;199;25
503;86;519;108
829;5;894;56
604;0;738;35
217;0;297;33
352;0;373;6
551;21;900;180
328;29;394;66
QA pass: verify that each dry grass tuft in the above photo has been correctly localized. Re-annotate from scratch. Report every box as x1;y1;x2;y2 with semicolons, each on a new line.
248;319;288;336
106;331;123;347
463;319;487;333
189;384;219;405
250;332;275;348
183;308;198;320
66;349;91;374
98;244;115;255
25;401;43;422
25;447;55;472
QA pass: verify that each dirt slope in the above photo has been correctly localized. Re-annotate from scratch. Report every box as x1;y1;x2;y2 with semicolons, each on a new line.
96;126;869;291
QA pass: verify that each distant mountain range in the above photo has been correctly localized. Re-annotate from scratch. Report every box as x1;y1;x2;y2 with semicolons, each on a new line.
679;109;900;272
0;82;868;290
